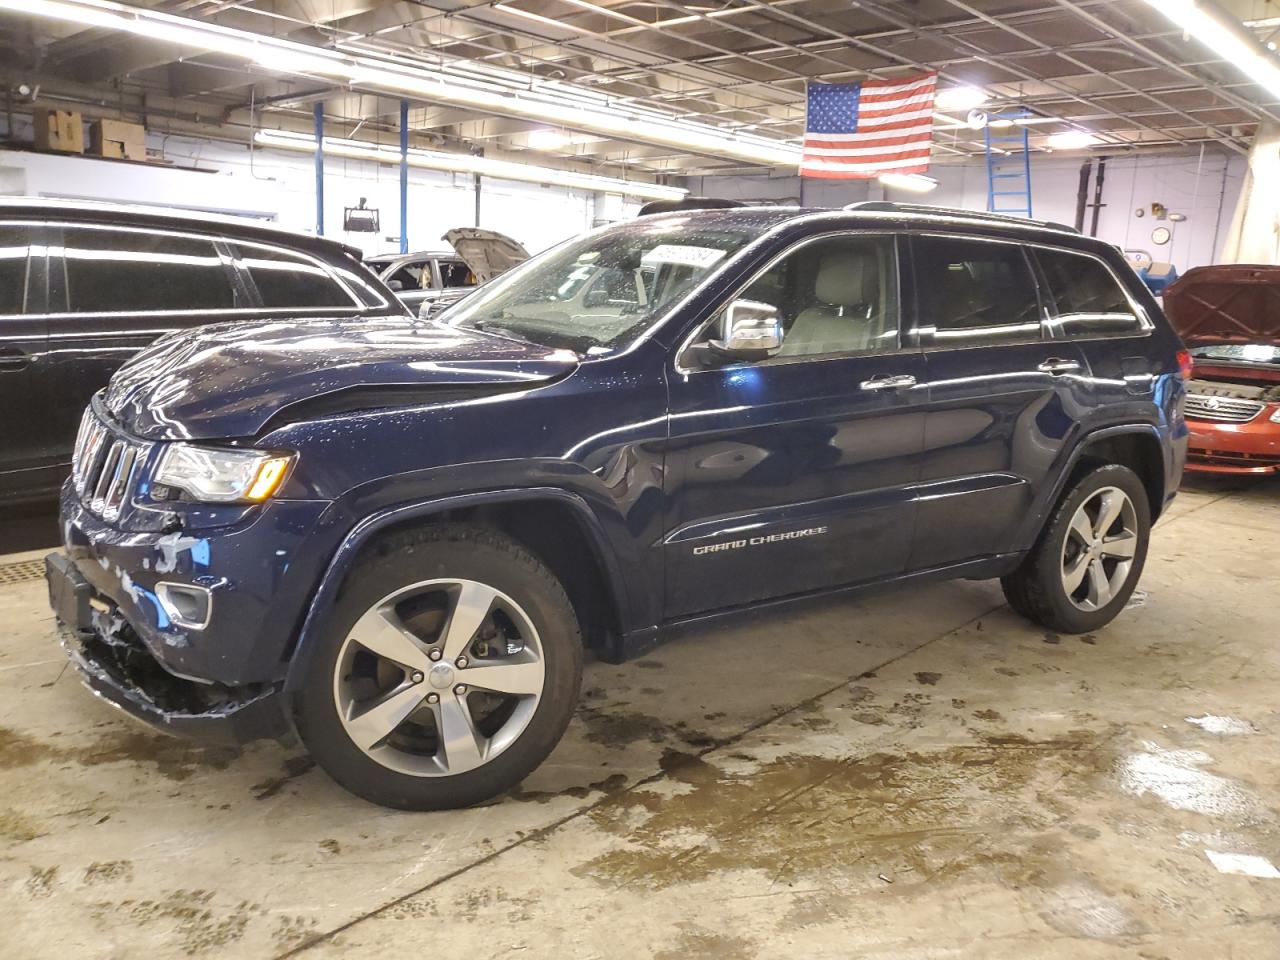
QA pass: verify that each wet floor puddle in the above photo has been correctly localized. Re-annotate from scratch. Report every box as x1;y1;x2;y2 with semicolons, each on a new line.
575;733;1105;894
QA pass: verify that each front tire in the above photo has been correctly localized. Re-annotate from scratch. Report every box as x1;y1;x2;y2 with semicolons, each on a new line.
1001;463;1151;634
295;524;583;810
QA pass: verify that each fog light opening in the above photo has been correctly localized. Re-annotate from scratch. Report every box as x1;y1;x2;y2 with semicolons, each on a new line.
156;582;213;631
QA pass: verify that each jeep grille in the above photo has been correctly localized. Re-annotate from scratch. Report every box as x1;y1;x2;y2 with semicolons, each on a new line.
71;406;150;521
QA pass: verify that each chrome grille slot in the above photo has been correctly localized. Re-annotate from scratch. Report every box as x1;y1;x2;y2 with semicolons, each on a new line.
1185;393;1264;424
70;405;150;519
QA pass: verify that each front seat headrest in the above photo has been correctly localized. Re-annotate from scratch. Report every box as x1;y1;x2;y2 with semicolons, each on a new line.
814;253;872;307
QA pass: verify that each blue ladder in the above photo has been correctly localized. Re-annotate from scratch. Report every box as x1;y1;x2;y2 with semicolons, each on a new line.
985;110;1032;219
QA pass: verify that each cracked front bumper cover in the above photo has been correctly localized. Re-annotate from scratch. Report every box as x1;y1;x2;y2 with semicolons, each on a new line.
46;552;291;745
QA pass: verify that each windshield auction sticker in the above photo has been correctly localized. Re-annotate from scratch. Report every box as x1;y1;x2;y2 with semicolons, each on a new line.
641;245;728;269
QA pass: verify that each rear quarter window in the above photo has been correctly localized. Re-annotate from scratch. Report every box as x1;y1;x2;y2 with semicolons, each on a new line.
236;244;357;309
1036;248;1144;337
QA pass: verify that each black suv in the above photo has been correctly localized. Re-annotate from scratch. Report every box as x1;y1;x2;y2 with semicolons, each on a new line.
0;198;405;505
46;202;1189;810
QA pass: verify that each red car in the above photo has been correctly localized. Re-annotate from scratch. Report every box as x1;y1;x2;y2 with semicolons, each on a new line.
1164;265;1280;474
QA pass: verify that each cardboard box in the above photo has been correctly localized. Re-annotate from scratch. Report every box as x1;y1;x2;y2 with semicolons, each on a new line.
32;108;85;154
89;118;146;161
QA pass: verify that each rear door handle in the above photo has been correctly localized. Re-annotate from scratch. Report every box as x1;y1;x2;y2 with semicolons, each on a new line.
0;347;30;372
860;374;917;391
1037;358;1081;375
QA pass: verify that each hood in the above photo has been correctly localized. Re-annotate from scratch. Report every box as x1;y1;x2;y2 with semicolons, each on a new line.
103;316;578;441
444;228;530;283
1163;264;1280;346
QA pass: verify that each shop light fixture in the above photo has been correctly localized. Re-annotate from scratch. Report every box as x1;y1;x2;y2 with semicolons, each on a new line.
1046;130;1103;149
527;128;587;151
3;0;801;167
878;173;939;193
935;86;989;112
1142;0;1280;98
253;129;688;200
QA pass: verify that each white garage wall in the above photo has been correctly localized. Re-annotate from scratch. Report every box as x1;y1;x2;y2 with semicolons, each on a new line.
688;150;1247;272
0;120;640;255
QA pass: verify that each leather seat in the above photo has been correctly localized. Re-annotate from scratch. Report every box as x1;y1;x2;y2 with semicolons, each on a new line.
778;253;880;356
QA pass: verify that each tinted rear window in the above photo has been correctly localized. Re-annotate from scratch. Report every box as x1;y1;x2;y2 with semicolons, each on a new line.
0;225;29;314
237;244;356;309
1036;248;1143;337
913;236;1043;346
61;226;234;313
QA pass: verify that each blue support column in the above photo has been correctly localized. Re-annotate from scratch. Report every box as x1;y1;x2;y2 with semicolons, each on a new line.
399;100;409;254
313;102;325;236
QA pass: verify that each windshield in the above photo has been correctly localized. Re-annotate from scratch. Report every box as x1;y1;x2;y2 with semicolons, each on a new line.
1189;343;1280;365
445;215;768;352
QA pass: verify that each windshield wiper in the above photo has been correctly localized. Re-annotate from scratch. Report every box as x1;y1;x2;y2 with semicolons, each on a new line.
471;319;536;344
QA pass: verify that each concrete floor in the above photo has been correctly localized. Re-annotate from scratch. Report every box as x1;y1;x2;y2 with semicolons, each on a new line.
1;478;1277;959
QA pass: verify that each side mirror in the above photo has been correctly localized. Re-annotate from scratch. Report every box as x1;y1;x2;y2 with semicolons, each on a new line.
709;299;783;361
387;278;404;292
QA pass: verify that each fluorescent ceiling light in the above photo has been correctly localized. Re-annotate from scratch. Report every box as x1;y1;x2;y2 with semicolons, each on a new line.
527;128;587;151
935;86;988;112
1046;130;1102;149
878;173;938;193
254;129;688;200
3;0;800;167
1142;0;1280;98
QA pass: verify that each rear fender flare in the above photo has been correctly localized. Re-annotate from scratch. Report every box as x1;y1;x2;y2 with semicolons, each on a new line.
1017;423;1167;552
282;487;628;693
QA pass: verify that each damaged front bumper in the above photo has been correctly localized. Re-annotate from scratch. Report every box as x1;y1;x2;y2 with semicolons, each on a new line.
46;552;291;744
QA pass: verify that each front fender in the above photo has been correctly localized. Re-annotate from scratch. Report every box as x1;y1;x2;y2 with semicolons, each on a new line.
281;486;631;693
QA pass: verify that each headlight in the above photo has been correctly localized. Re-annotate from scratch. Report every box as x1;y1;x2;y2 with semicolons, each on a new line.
154;444;294;503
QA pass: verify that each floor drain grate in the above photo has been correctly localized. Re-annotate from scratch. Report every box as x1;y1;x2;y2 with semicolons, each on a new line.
0;559;46;585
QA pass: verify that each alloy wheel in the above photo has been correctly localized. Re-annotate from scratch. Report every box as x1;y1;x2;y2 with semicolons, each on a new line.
1060;486;1139;612
333;578;545;777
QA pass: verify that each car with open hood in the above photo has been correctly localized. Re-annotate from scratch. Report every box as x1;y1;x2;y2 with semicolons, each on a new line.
1164;264;1280;474
47;201;1188;810
365;228;529;315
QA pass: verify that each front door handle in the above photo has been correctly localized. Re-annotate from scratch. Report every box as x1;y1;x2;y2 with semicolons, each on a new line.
1038;357;1082;375
860;374;917;391
0;347;29;372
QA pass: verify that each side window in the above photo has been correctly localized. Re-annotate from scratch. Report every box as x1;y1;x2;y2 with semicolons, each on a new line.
912;236;1043;347
236;244;357;309
722;234;900;360
386;263;426;291
61;226;234;313
0;225;30;315
1036;248;1143;337
438;260;476;288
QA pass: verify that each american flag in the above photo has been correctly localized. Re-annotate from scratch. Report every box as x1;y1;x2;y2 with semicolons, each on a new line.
801;72;938;179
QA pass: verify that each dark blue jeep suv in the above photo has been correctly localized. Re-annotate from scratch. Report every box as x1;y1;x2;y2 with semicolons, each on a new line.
46;202;1189;809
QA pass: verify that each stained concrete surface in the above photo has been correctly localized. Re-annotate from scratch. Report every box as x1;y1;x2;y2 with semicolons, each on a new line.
0;479;1276;958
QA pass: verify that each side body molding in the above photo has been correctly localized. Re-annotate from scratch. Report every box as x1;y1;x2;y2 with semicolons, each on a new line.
282;487;632;692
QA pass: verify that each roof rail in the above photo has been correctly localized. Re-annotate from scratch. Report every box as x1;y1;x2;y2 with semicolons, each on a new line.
637;197;746;217
841;200;1078;234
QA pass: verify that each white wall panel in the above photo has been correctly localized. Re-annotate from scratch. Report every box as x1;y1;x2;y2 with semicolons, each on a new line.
692;151;1247;271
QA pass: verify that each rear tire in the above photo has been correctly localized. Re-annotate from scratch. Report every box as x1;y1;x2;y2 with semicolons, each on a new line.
295;523;582;810
1001;463;1151;634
